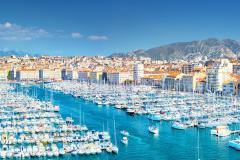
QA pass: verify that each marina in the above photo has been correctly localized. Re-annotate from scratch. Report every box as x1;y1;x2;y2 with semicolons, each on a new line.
45;81;240;130
0;82;239;159
0;83;116;159
1;0;240;159
40;82;239;159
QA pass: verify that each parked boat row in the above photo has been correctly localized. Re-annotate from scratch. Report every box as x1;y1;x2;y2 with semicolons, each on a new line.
0;83;117;158
44;81;240;151
45;82;240;128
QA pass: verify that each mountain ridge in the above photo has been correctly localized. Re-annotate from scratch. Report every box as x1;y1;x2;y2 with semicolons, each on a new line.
110;38;240;60
0;50;42;57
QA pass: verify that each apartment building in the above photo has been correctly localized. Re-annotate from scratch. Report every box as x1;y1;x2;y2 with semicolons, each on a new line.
39;69;62;81
0;69;8;81
133;64;144;83
223;81;237;95
16;69;39;81
177;72;206;92
89;72;102;83
206;59;233;92
108;72;133;84
78;71;90;82
233;64;240;75
181;64;195;74
61;69;78;80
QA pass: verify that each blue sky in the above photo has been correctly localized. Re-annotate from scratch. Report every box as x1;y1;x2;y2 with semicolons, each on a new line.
0;0;240;56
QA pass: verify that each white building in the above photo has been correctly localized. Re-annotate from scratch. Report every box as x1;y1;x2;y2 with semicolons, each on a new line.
133;64;144;83
108;72;133;84
72;70;78;80
0;69;8;81
16;69;39;81
206;59;233;92
39;69;62;81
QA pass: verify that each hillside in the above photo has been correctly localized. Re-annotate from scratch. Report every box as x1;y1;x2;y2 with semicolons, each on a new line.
110;38;240;60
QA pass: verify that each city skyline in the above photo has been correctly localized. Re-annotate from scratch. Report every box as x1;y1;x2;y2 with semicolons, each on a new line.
1;1;240;159
0;0;240;56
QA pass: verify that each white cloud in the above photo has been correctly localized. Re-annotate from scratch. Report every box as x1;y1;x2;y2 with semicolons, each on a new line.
71;32;82;39
0;22;109;42
4;22;12;29
87;35;108;41
0;22;51;41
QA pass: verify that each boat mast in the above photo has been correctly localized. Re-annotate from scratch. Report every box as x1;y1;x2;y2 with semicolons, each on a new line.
113;119;117;146
197;111;200;160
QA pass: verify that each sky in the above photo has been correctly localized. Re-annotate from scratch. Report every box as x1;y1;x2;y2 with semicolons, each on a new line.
0;0;240;56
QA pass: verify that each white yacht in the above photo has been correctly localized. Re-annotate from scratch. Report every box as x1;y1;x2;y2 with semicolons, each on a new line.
121;137;128;145
229;138;240;150
211;125;231;137
148;126;159;134
112;145;119;154
172;121;187;130
120;130;129;137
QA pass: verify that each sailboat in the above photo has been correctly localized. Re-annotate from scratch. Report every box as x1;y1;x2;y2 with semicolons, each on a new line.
112;120;118;154
197;113;200;160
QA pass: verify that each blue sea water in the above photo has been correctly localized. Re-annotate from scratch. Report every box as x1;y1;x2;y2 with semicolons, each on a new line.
16;84;240;160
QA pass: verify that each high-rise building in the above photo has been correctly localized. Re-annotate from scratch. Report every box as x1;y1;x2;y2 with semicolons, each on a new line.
206;59;233;92
133;64;144;83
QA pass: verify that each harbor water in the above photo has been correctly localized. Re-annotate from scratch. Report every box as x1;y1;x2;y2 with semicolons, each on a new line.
17;84;240;160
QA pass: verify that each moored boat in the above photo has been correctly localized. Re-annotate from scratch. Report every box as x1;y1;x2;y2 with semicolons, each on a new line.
148;126;159;134
120;130;129;136
121;137;128;145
